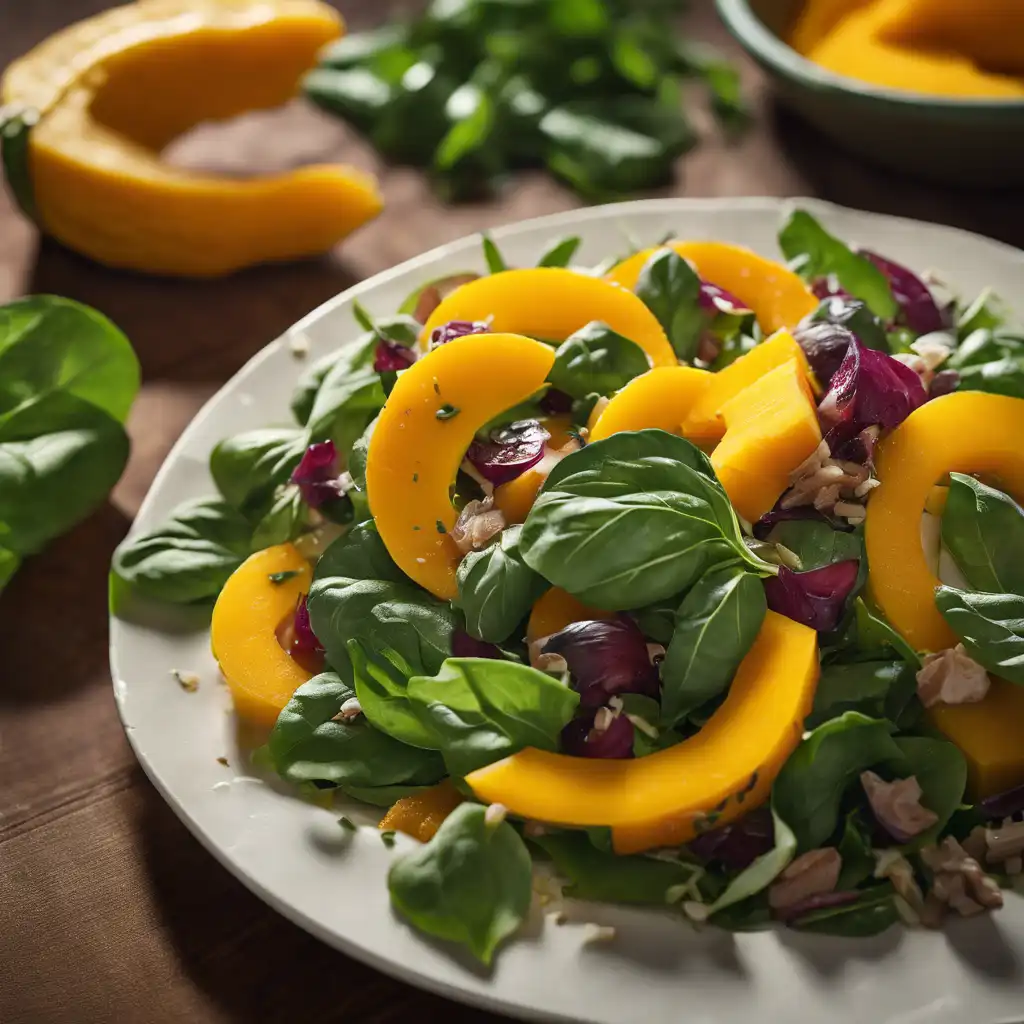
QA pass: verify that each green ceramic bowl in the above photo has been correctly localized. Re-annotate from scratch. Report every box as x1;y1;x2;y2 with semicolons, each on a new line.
716;0;1024;187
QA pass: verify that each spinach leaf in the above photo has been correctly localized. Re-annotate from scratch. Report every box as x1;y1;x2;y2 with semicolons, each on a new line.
946;329;1024;370
629;599;676;645
956;355;1024;399
660;563;766;726
706;807;796;917
941;473;1024;595
521;430;764;609
347;415;376;524
836;812;876;890
778;211;898;321
935;586;1024;683
481;233;507;274
0;546;19;591
406;658;579;777
807;661;917;730
269;672;443;787
341;782;434;807
767;519;863;572
633;247;704;362
791;885;898;937
772;712;902;852
808;296;890;353
388;802;532;965
827;597;921;669
111;498;252;604
532;831;704;906
957;288;1007;340
707;893;773;932
0;296;138;424
883;736;966;850
0;392;129;556
251;486;309;550
537;235;582;268
547;321;650;399
209;427;307;520
456;525;548;643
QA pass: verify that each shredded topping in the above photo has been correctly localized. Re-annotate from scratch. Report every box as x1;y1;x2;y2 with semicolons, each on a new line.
781;439;871;519
768;847;842;912
916;645;990;708
861;771;939;842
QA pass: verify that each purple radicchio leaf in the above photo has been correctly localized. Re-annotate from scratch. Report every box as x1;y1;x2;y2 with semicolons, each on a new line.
778;890;862;924
539;387;574;415
763;560;860;633
430;319;491;348
283;594;325;674
466;419;550;486
290;440;345;509
688;807;775;870
795;322;858;389
452;629;505;660
928;369;960;399
699;281;752;317
542;618;660;707
561;707;635;759
752;504;851;542
859;250;948;335
373;339;416;372
811;276;854;303
979;782;1024;821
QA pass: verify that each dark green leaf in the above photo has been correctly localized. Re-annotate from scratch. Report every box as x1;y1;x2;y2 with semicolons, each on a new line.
291;330;381;434
767;519;864;572
809;297;889;353
372;60;458;163
481;233;507;274
537;235;582;268
388;802;532;965
406;657;579;777
947;329;1024;371
347;415;376;523
956;355;1024;399
436;84;495;170
629;599;676;644
456;525;548;643
1;105;38;221
303;67;393;130
957;289;1007;340
836;812;876;890
252;486;308;549
0;545;19;593
827;597;921;669
883;736;966;850
661;563;766;726
807;660;918;731
791;886;898;937
341;782;435;807
209;428;306;520
778;211;898;321
318;25;408;69
548;321;650;399
634;248;704;362
936;586;1024;683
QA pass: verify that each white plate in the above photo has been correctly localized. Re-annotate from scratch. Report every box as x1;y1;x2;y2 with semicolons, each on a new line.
110;198;1024;1024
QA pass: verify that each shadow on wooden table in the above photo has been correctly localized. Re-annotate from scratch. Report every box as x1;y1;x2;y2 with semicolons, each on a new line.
132;768;500;1023
771;104;1024;251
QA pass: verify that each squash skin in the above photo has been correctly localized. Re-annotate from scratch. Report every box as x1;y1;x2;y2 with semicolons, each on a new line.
466;611;819;854
210;543;314;729
0;0;382;277
588;366;713;442
419;268;677;368
366;332;556;600
378;780;464;842
606;241;817;335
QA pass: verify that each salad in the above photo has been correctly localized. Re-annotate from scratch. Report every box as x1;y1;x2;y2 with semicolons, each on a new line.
112;210;1024;964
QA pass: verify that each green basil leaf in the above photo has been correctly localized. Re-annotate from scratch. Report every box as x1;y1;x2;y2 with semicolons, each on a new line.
957;288;1007;340
532;831;704;906
772;712;902;852
481;232;508;274
628;599;676;644
660;563;766;726
347;415;376;524
633;247;704;362
935;586;1024;683
251;486;308;550
269;671;443;787
536;235;582;268
0;545;20;593
766;519;864;572
388;802;532;965
436;84;495;169
304;67;393;131
947;329;1024;370
826;597;921;669
340;782;434;807
883;736;966;851
547;321;650;399
111;497;252;605
791;885;899;937
941;473;1024;594
955;355;1024;399
808;297;890;353
209;427;307;519
778;211;898;321
520;430;760;609
836;811;876;890
0;296;138;424
807;660;918;731
0;105;38;221
456;525;548;643
406;657;579;777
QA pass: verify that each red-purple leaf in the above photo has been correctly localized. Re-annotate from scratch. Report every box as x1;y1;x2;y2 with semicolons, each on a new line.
779;890;861;924
796;322;858;389
290;440;345;508
561;707;635;759
373;339;416;372
979;782;1024;820
430;319;491;348
466;419;550;486
859;250;947;335
764;561;860;633
688;807;775;870
699;281;752;317
452;630;505;660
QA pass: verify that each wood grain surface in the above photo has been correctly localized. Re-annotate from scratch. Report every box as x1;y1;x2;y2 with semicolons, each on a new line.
1;3;1023;1022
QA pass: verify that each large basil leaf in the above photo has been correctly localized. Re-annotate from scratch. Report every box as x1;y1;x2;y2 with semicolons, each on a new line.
388;802;533;965
772;712;902;852
629;598;677;645
521;430;763;609
778;211;898;321
935;586;1024;683
406;658;579;777
660;563;766;726
547;321;650;399
532;831;706;906
807;660;918;730
956;356;1024;399
536;235;581;268
268;672;444;787
792;886;899;937
111;497;253;604
251;486;307;550
456;525;548;643
826;597;921;669
633;248;704;362
767;519;863;572
209;427;307;520
941;473;1024;595
946;329;1023;370
883;736;966;851
0;392;129;556
0;296;138;425
291;330;377;426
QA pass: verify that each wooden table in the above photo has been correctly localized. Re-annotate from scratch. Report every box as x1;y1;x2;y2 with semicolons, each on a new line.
2;3;1023;1022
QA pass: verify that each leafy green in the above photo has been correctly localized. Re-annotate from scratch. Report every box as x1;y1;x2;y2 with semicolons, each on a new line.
111;498;252;605
807;661;918;730
633;247;704;362
778;211;898;321
836;812;876;890
941;473;1024;595
537;235;582;268
629;599;677;644
946;329;1023;370
884;736;966;850
456;525;548;643
388;803;532;965
209;428;306;520
957;289;1007;340
251;486;308;549
532;831;704;905
269;672;443;787
935;586;1024;683
767;519;863;572
773;712;902;852
520;430;768;609
341;782;434;807
406;658;579;777
791;886;898;937
660;563;766;726
827;597;921;669
481;233;507;274
1;105;38;221
547;321;650;399
956;355;1024;399
808;297;890;353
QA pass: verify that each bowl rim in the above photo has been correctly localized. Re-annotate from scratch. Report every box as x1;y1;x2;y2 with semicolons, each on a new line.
716;0;1024;114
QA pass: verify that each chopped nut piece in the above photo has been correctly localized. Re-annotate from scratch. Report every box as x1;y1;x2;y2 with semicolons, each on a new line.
287;331;311;358
171;669;200;692
332;696;363;722
592;707;615;733
984;819;1024;863
682;901;711;923
451;497;506;554
961;825;989;864
916;645;990;708
583;924;617;944
484;803;508;827
919;836;1004;926
874;849;925;912
768;848;842;912
862;771;939;842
